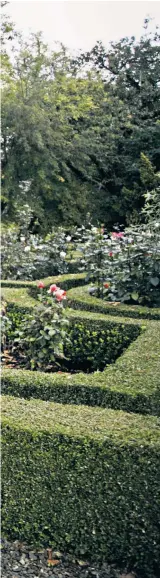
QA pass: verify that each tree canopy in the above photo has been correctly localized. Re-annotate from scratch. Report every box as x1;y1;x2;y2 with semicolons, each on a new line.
1;5;160;231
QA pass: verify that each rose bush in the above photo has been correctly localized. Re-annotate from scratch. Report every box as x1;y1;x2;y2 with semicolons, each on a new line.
75;206;160;306
75;223;109;297
1;297;12;352
1;226;71;280
13;283;70;370
102;224;160;305
102;188;160;306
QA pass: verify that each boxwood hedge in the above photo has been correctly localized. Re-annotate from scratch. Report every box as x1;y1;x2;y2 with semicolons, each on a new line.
1;272;85;292
67;286;160;320
2;319;160;415
2;395;160;577
2;287;142;372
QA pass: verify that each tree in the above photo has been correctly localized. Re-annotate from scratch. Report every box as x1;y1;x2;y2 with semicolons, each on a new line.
71;20;160;225
1;12;160;230
1;33;99;228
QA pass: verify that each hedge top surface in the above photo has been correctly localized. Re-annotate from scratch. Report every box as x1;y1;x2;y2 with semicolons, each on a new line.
2;395;160;445
1;272;85;289
2;286;145;327
1;287;37;307
67;285;160;319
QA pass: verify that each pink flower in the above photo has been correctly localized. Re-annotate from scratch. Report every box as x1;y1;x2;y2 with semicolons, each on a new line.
55;289;66;301
109;251;113;257
112;232;124;239
49;284;59;293
37;281;45;289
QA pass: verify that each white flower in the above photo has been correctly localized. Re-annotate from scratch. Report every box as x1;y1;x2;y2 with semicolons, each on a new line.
24;246;30;252
66;235;71;242
20;236;25;242
60;251;66;258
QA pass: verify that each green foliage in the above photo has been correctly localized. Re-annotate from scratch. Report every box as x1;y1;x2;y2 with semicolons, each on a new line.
5;293;140;372
75;220;160;306
1;271;86;290
2;307;160;416
67;285;160;319
1;225;71;280
1;296;12;351
2;395;160;576
140;153;157;190
74;223;107;297
142;186;160;223
1;18;160;229
2;317;160;416
71;22;160;226
103;227;160;307
65;318;139;372
13;284;69;370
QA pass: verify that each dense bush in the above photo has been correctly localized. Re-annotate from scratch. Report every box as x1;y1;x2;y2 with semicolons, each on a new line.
1;226;71;280
13;283;69;370
2;396;160;577
102;224;160;307
75;207;160;306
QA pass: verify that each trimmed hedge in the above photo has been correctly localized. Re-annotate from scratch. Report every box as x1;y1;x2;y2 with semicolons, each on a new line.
67;286;160;320
5;298;142;372
1;272;86;291
2;395;160;576
2;319;160;416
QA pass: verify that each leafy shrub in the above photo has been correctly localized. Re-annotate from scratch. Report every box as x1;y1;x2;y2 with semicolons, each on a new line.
1;226;71;280
13;283;70;370
102;225;160;306
75;223;108;297
76;220;160;306
1;297;12;351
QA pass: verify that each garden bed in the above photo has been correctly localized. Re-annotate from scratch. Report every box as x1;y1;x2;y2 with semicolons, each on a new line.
2;289;142;373
2;272;160;578
2;317;160;416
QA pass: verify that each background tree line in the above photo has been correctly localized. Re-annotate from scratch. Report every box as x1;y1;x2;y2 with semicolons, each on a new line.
1;2;160;232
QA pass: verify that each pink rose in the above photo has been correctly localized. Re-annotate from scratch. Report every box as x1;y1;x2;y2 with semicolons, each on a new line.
55;289;66;301
37;281;45;289
112;232;124;239
49;284;59;293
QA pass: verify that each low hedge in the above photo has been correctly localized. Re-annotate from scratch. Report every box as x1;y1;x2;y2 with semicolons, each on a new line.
67;286;160;320
1;272;86;291
2;395;160;576
2;320;160;416
5;299;142;372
